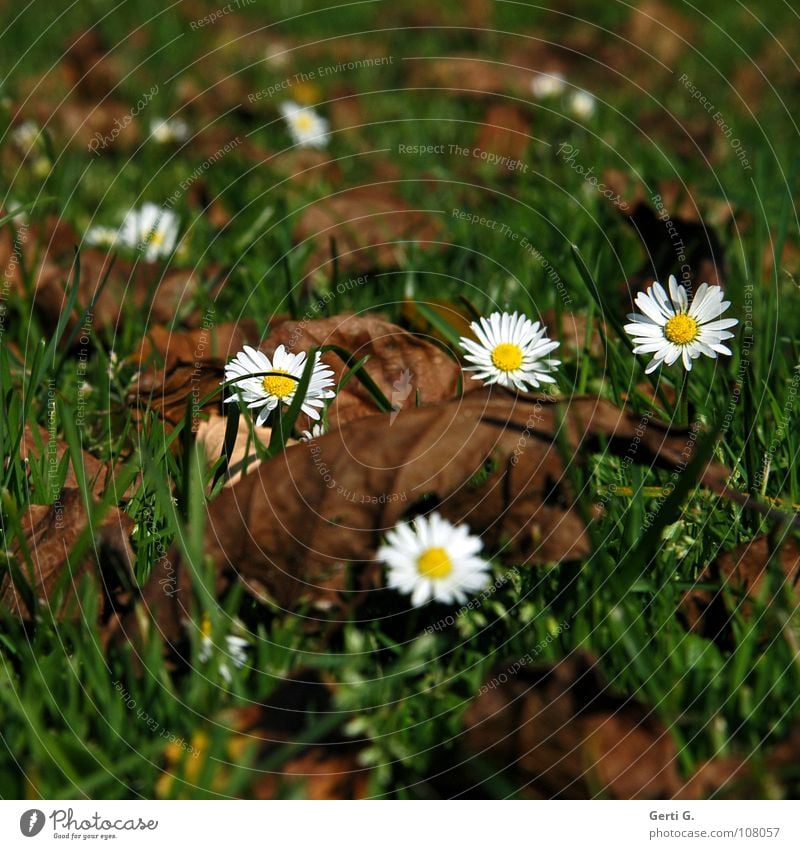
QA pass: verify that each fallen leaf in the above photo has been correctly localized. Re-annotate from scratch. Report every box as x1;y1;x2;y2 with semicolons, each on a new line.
401;299;476;344
129;314;461;430
19;423;114;501
464;653;682;798
1;216;227;333
624;1;695;66
405;56;507;97
195;414;275;487
292;186;443;282
33;250;228;333
128;320;261;428
622;201;726;295
0;489;135;625
464;652;742;799
264;313;462;426
681;535;800;645
138;391;729;619
540;309;605;358
473;104;531;171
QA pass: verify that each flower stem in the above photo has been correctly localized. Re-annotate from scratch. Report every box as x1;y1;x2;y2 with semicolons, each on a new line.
676;369;690;426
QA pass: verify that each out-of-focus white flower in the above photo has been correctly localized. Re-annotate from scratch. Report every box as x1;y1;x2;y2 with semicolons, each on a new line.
279;101;329;148
31;157;52;178
150;116;190;144
530;71;566;99
264;41;291;68
84;225;119;249
118;203;180;261
377;512;491;607
3;199;28;224
569;89;596;119
198;615;249;683
11;120;41;152
224;344;336;427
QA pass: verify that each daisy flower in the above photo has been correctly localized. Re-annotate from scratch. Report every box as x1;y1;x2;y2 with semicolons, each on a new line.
459;311;560;391
198;615;248;683
118;203;180;261
279;101;329;148
625;275;738;372
378;513;490;607
3;199;28;224
530;71;566;99
299;423;327;442
223;344;336;426
569;89;596;119
264;40;291;69
11;120;40;152
84;225;119;249
150;116;190;144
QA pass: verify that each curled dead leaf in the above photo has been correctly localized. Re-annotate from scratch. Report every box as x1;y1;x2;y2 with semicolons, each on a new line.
293;186;443;282
473;104;531;172
465;652;741;799
464;652;681;798
136;390;729;621
0;489;135;626
680;535;800;646
19;423;115;501
129;314;461;431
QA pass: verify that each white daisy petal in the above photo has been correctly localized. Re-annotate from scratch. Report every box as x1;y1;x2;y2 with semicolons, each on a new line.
280;100;329;148
223;344;336;426
459;311;559;392
377;513;491;608
626;280;738;373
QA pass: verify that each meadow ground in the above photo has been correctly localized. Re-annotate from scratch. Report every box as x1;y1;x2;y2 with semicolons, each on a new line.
0;0;799;799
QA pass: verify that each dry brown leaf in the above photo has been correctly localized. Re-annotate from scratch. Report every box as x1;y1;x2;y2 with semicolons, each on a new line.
196;415;281;487
621;202;725;295
625;1;695;65
269;149;343;188
406;56;507;97
387;0;492;28
129;314;461;431
19;423;114;501
32;250;228;332
264;313;462;426
0;489;135;625
540;309;605;358
465;652;742;799
473;104;531;169
61;28;129;101
0;215;226;333
681;536;800;645
137;391;729;621
401;299;476;344
464;653;682;798
292;186;443;281
255;749;369;799
128;319;261;428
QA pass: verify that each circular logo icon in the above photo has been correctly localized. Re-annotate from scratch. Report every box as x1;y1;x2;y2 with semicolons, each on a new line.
19;810;45;837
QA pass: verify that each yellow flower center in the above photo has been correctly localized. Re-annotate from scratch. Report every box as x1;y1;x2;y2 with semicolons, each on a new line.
262;370;297;399
294;113;315;133
664;314;699;345
200;614;212;639
490;342;524;372
416;546;453;580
